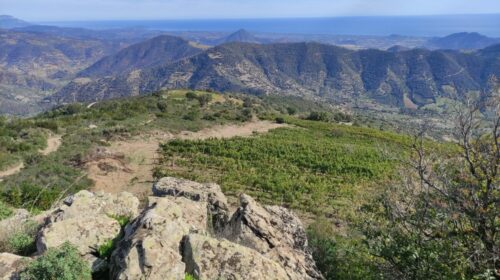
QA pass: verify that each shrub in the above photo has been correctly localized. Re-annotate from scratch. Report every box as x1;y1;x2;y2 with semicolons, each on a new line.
2;183;61;211
184;273;196;280
275;117;285;124
185;91;197;100
97;239;115;259
109;215;131;228
19;242;91;280
156;100;168;112
306;111;329;122
286;107;297;115
5;221;38;256
0;200;13;220
308;219;381;280
8;233;36;256
183;111;200;121
197;94;212;107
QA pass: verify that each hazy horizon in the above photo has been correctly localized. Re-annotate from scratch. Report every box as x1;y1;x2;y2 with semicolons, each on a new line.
2;0;500;21
29;14;500;37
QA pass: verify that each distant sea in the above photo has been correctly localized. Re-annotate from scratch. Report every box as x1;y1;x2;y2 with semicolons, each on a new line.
41;14;500;37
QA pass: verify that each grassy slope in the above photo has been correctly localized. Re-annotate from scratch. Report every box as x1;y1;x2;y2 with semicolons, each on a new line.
0;90;331;212
156;117;410;217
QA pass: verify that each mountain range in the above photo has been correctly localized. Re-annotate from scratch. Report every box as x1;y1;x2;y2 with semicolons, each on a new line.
53;40;500;109
1;15;500;115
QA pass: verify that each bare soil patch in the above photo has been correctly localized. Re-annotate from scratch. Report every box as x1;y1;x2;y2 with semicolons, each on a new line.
0;163;25;180
39;135;62;156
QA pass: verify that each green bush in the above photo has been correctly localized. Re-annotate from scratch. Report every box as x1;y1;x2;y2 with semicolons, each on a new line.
19;242;91;280
306;111;330;122
3;183;61;211
109;215;131;228
308;219;382;280
185;91;197;100
8;233;36;256
97;239;115;259
6;221;38;256
286;107;297;115
0;200;13;220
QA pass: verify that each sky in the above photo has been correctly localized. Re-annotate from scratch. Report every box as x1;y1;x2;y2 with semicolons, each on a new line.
2;0;500;21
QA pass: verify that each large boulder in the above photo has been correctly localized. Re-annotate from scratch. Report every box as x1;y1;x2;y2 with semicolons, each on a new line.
0;253;26;280
50;190;140;223
110;196;209;280
36;215;120;255
152;177;229;232
223;194;323;280
182;234;289;280
35;190;139;273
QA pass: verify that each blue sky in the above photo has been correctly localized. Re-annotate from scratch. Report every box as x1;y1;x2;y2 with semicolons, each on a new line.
2;0;500;21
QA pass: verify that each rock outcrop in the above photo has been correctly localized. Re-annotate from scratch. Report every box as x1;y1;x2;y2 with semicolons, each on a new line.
0;253;26;280
1;177;323;280
36;191;140;273
223;194;323;280
153;177;230;232
110;196;209;280
182;233;290;280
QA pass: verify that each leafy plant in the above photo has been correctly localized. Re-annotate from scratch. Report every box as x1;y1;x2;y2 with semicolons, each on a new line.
97;239;115;259
109;215;131;228
0;200;13;220
6;221;38;256
19;242;91;280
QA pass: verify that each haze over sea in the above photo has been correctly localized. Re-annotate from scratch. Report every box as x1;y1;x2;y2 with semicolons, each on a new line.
42;14;500;37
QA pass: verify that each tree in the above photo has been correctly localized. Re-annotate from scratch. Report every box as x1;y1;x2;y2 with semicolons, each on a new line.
197;94;212;107
363;95;499;279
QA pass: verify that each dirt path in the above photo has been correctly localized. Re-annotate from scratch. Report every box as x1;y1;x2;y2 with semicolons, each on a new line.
0;162;25;181
88;121;287;197
39;135;62;156
0;134;62;181
178;121;285;140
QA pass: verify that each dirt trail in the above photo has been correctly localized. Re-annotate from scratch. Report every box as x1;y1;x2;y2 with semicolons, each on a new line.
0;162;25;180
39;135;62;156
178;121;285;140
0;134;62;180
89;121;286;197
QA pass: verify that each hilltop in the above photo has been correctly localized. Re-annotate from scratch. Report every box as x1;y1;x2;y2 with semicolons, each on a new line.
78;35;204;78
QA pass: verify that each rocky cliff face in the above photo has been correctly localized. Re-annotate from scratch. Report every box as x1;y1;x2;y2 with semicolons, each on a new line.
0;177;323;280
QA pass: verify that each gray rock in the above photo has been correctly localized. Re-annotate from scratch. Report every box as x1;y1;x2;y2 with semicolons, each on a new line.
153;177;229;232
110;196;208;280
36;215;121;255
49;190;140;223
223;194;324;280
0;253;27;280
182;233;289;280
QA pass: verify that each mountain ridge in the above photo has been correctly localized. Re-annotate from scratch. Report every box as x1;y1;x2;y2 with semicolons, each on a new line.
77;35;204;78
52;41;500;108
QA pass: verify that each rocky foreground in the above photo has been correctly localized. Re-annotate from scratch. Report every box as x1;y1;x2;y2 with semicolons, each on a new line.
0;177;323;280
